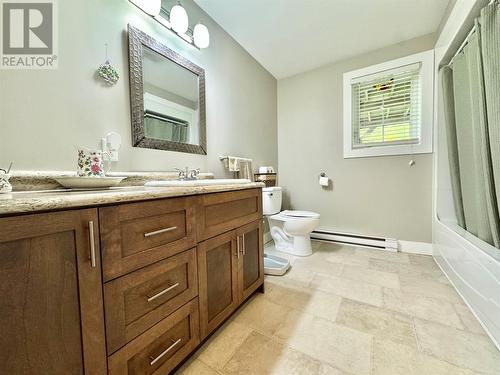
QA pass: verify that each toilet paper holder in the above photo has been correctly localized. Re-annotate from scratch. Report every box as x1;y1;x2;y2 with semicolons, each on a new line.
318;172;330;188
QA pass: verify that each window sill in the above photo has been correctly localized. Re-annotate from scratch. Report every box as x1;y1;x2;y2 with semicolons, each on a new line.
344;142;432;158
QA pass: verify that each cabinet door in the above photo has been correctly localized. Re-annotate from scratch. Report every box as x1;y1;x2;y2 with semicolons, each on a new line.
197;231;239;339
0;209;107;375
237;220;264;301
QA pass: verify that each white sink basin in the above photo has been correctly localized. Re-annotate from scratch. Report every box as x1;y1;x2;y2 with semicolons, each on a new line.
145;179;251;187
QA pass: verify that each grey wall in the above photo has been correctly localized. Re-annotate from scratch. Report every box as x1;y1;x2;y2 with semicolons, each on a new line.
0;0;277;177
277;34;436;242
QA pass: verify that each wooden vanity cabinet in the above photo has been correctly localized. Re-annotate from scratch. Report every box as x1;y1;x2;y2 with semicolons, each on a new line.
0;187;263;374
0;209;107;375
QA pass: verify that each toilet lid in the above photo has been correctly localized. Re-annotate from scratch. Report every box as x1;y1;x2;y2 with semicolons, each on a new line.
263;186;282;192
281;210;320;218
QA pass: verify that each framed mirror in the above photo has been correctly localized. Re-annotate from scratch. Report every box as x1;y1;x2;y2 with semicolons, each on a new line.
128;24;207;154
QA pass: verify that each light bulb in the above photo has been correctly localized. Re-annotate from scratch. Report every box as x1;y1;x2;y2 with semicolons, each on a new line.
170;3;189;34
130;0;161;17
193;22;209;48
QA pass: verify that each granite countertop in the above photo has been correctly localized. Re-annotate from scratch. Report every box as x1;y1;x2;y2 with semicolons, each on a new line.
0;182;264;216
9;170;216;191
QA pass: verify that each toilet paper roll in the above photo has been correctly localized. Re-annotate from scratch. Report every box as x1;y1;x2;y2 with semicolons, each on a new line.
319;176;329;186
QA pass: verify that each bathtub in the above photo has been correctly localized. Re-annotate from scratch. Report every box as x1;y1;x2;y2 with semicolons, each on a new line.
433;219;500;350
432;0;500;350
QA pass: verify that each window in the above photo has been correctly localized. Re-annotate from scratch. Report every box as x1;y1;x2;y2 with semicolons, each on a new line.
343;50;434;158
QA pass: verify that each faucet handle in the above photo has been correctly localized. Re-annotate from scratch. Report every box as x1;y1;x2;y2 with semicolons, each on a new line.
188;168;200;179
174;168;186;178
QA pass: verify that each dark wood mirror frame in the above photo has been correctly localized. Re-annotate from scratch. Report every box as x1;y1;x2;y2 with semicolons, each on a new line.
128;24;207;155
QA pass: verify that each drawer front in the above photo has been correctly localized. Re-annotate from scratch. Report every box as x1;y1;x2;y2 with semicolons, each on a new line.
198;188;262;240
100;197;196;281
108;299;200;375
104;249;198;354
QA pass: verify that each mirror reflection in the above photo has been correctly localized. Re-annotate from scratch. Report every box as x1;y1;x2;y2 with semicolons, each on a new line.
142;47;200;145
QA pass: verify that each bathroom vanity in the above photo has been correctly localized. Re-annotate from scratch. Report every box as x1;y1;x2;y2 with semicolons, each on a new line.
0;183;264;374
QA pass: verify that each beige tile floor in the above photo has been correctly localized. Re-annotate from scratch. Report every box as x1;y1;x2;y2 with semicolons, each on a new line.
176;241;500;375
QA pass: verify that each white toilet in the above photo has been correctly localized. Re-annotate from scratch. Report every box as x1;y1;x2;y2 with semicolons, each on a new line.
263;187;320;256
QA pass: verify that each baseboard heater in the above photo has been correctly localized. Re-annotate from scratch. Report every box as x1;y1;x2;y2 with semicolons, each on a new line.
311;229;398;252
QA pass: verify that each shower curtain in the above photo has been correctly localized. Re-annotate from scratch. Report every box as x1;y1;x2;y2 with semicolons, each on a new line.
441;1;500;249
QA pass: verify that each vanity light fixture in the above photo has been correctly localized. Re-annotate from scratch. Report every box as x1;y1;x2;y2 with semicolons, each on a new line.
170;2;189;34
154;14;172;29
193;22;210;48
179;33;193;43
128;0;210;49
129;0;161;16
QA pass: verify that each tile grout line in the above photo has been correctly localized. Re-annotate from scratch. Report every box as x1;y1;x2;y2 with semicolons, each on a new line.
412;317;495;374
369;334;375;375
412;317;423;353
197;356;226;375
265;302;370;375
450;301;481;335
412;316;471;369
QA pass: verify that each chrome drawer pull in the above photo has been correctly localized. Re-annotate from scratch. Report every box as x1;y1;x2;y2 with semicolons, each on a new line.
236;236;240;258
149;338;182;366
146;282;180;302
88;221;96;268
144;226;177;238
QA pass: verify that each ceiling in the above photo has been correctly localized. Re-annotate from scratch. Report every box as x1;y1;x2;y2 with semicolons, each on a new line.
194;0;451;79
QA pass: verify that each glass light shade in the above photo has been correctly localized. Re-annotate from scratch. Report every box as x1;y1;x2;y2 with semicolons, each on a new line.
170;4;189;34
193;23;210;48
130;0;161;16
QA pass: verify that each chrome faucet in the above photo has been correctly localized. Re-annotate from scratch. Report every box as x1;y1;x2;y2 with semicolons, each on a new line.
175;167;200;180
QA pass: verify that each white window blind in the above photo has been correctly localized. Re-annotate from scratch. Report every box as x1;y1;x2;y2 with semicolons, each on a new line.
351;63;422;149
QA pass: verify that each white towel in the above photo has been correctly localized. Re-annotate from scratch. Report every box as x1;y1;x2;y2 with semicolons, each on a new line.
224;156;240;172
222;156;253;181
238;159;253;181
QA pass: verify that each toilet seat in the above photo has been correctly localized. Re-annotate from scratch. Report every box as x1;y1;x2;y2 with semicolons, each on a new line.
281;210;320;219
271;210;320;221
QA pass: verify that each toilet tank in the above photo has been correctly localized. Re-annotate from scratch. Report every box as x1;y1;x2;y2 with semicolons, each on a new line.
262;187;282;215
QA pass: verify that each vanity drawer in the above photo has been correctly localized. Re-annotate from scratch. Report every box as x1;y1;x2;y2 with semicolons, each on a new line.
108;298;200;375
197;188;262;240
104;248;198;354
100;197;196;281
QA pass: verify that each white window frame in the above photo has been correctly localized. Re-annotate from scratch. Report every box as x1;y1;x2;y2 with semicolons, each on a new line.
343;50;434;158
